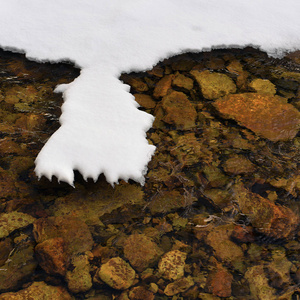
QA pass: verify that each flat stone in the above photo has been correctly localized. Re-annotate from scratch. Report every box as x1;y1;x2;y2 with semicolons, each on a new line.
164;276;194;296
190;70;236;100
214;93;300;141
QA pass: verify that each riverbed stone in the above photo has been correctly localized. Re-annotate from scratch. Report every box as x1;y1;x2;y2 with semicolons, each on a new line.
158;250;187;280
206;224;244;264
0;281;72;300
214;93;300;141
66;254;92;293
164;276;194;296
233;183;299;239
190;70;236;100
223;155;256;175
161;90;197;129
206;264;233;298
35;237;67;276
249;78;276;95
129;286;155;300
98;257;136;290
123;233;163;272
134;94;156;109
33;216;93;256
153;74;174;98
172;73;194;90
0;211;35;239
245;265;276;300
0;237;38;292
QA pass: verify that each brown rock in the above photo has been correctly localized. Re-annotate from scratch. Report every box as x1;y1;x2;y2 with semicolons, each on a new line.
0;281;72;300
120;75;148;92
134;94;156;109
161;90;197;129
233;183;299;239
129;286;155;300
249;78;276;95
214;93;300;141
206;265;233;298
190;70;236;100
206;224;244;263
164;276;194;296
223;155;256;175
35;237;67;276
98;257;136;290
0;238;13;266
123;234;163;272
33;216;93;256
158;250;187;280
172;73;194;90
153;75;174;98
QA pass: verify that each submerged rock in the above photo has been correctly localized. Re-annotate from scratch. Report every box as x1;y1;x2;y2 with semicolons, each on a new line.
164;276;194;296
161;90;197;129
66;254;92;293
214;93;300;141
0;281;72;300
97;257;136;290
249;78;276;95
0;237;37;292
33;216;93;256
35;237;67;276
233;183;299;239
190;70;236;100
206;264;233;298
0;211;35;239
158;250;187;280
123;233;163;272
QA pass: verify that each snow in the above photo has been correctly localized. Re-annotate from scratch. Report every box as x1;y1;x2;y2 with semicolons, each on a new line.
0;0;299;186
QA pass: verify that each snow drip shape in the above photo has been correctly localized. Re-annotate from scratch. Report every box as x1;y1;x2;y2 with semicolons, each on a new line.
0;0;299;186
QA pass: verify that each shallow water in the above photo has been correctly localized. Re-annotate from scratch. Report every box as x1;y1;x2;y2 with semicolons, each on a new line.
0;47;300;299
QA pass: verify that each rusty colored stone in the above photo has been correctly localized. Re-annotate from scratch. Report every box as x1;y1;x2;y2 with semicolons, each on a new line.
153;74;174;98
214;93;300;141
206;265;233;298
35;237;67;276
33;216;93;256
233;183;299;239
172;73;194;90
134;94;156;109
161;90;197;129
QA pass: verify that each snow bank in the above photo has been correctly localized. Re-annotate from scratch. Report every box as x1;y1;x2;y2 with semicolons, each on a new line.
0;0;299;185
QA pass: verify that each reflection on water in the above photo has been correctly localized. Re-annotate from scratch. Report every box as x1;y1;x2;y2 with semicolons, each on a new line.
0;47;300;299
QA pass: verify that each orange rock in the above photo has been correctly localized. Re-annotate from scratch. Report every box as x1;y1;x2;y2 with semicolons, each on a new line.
153;75;174;98
214;93;300;141
35;237;67;276
233;183;299;239
206;264;233;298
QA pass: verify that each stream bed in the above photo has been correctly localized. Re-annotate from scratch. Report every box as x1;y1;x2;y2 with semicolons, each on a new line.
0;47;300;299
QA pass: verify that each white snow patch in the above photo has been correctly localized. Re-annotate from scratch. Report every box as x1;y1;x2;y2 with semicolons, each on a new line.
0;0;299;185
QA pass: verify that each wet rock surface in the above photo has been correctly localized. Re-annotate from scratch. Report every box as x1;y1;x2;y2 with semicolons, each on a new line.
0;47;300;299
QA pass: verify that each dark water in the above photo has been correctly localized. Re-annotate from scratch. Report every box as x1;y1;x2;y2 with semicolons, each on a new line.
0;47;300;299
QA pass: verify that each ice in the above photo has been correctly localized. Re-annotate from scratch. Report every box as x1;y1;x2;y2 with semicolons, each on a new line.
0;0;299;185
